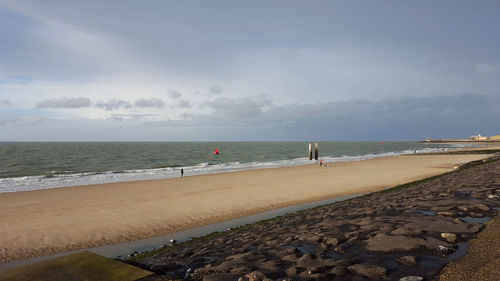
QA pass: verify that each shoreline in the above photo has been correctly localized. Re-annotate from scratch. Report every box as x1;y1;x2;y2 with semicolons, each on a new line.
0;142;473;194
0;152;495;264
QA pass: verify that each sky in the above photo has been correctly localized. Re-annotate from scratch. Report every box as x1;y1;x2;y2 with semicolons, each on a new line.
0;1;499;141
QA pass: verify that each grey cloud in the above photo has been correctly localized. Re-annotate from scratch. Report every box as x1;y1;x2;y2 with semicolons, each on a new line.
36;97;91;108
2;94;498;141
167;89;182;99
476;64;500;74
95;99;132;110
185;94;499;140
134;98;164;108
180;113;194;119
178;99;191;108
203;94;272;117
0;100;13;106
208;85;223;95
110;113;156;121
0;115;48;126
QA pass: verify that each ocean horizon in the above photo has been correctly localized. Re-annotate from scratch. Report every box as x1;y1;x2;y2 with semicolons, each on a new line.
0;141;472;193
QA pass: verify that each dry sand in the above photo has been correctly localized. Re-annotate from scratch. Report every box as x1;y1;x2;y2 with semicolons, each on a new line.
0;154;491;263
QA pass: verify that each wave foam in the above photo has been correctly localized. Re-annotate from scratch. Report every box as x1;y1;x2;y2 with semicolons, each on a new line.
0;144;470;193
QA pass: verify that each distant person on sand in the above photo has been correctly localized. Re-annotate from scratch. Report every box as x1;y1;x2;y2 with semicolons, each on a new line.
181;168;184;177
320;159;323;167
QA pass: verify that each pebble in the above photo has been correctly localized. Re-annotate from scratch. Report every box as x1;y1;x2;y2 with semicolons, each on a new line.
438;245;452;254
441;232;458;243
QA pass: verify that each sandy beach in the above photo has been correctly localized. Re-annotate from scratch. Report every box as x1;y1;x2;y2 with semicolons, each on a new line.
0;153;492;263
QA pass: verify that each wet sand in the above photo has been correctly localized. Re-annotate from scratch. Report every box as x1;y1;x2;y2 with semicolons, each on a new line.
0;154;492;263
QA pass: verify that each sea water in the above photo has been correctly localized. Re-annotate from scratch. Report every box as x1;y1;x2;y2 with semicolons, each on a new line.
0;141;469;193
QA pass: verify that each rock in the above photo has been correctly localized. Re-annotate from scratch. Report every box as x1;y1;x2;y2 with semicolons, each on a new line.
296;253;316;268
438;245;452;254
396;256;418;267
488;194;499;199
203;273;239;281
399;276;424;281
470;212;484;218
328;266;347;276
298;270;323;280
348;263;387;280
391;227;423;235
255;260;279;272
437;211;455;217
471;203;490;211
244;271;269;281
230;266;251;274
365;233;450;252
281;254;298;262
284;266;298;276
169;238;177;244
400;219;483;234
185;268;192;279
441;232;457;243
325;237;339;246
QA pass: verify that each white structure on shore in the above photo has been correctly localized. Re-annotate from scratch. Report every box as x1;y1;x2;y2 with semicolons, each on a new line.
469;134;489;141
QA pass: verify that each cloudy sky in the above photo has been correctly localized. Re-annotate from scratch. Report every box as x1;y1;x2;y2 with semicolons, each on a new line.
0;1;499;141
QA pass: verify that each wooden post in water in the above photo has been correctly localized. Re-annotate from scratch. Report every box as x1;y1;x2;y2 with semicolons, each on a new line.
314;143;318;160
308;142;313;160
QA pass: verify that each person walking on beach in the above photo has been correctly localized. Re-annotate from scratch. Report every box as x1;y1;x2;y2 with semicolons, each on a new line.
181;168;184;177
320;159;323;167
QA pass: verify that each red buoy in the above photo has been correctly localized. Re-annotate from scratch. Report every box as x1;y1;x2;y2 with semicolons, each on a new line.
213;148;219;155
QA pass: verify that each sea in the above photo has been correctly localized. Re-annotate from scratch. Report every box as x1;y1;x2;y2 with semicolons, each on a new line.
0;141;471;193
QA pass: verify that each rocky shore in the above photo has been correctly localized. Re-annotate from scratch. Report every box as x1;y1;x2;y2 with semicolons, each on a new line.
129;156;500;281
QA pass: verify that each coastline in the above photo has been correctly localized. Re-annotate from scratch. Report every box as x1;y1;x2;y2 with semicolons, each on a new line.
0;153;493;264
129;154;500;281
1;141;467;194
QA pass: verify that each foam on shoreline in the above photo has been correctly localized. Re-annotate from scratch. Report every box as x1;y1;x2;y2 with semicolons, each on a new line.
0;145;466;193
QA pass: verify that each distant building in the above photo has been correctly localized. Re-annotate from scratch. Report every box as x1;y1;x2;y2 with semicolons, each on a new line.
468;134;489;141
